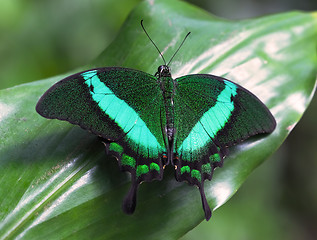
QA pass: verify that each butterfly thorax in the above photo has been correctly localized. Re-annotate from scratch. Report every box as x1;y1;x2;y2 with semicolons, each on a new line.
156;65;176;163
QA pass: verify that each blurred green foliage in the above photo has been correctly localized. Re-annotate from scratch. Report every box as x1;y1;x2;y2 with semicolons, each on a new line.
0;0;140;90
0;0;316;239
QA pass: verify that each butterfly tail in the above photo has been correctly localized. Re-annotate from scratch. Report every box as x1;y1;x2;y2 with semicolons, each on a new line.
122;179;139;214
199;182;212;221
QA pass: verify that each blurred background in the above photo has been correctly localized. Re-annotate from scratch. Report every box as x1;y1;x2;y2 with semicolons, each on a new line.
0;0;316;239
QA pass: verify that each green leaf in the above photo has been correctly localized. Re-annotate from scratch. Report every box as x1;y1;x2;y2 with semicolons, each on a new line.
1;0;316;239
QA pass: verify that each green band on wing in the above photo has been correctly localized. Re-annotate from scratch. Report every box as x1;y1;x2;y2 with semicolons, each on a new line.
82;70;162;158
191;169;201;182
121;154;136;168
136;165;149;177
109;142;124;154
178;80;237;157
180;166;190;175
150;163;160;172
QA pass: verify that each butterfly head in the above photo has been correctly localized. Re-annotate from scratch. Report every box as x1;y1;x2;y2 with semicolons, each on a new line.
156;65;171;78
141;20;190;79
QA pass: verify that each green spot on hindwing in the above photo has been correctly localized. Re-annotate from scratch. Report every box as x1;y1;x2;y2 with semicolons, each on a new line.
121;154;136;168
210;153;221;163
191;169;201;182
109;142;124;154
201;163;212;174
137;165;149;177
150;163;160;173
180;166;190;174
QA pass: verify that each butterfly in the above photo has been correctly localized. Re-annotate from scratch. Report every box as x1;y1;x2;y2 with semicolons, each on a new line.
36;21;276;220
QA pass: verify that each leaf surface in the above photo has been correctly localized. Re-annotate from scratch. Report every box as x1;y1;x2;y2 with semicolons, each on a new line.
0;1;316;239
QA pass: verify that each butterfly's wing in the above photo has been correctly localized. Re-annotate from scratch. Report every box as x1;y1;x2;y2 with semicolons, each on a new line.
36;67;166;213
174;74;276;220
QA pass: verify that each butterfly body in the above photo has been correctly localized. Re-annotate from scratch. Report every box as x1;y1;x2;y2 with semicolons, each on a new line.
156;65;176;165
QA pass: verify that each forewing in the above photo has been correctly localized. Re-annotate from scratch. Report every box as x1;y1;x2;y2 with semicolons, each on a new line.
36;68;166;187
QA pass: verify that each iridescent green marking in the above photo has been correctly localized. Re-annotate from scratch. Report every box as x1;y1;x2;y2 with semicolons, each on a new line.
121;154;136;168
82;70;162;158
201;163;212;174
150;163;160;172
210;153;221;163
178;80;237;155
180;166;190;174
109;142;124;154
136;165;149;177
191;169;201;182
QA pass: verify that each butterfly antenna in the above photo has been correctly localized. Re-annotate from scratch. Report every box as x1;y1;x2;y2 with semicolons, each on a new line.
167;31;191;66
141;20;167;65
